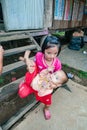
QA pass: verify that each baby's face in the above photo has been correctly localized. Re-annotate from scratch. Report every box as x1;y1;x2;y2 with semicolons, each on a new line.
51;71;60;83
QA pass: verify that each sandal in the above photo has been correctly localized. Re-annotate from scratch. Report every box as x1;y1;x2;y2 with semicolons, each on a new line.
43;109;51;120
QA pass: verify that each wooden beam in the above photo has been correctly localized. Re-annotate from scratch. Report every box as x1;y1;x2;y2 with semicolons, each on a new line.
0;34;30;42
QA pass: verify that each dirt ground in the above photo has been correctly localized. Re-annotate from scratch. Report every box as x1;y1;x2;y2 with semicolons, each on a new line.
0;65;87;126
0;64;87;126
62;65;87;87
0;42;87;126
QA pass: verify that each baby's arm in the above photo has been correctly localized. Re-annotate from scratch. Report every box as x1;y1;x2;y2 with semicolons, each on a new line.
0;46;4;75
19;50;36;73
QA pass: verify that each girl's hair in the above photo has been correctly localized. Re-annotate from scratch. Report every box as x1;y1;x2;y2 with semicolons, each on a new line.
41;35;61;55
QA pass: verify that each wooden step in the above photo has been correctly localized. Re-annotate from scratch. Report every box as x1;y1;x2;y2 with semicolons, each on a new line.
0;76;37;130
0;33;31;42
2;56;34;75
4;45;37;56
3;61;25;74
0;77;24;102
0;29;48;42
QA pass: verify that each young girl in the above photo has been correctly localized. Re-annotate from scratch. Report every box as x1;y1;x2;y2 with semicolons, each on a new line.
18;36;68;120
0;45;4;75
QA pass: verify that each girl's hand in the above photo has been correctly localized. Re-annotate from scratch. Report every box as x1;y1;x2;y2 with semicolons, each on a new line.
47;66;54;73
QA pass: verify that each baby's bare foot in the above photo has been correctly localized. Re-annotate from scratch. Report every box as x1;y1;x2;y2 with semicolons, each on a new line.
19;56;25;61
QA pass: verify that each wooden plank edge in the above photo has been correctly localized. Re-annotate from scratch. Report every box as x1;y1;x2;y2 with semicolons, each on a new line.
2;100;38;130
4;45;37;56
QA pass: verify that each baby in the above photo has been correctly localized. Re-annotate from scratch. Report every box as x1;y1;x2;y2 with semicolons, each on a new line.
31;68;68;96
19;50;68;97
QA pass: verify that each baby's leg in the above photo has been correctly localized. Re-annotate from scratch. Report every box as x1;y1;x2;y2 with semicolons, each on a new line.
24;50;31;64
19;50;30;64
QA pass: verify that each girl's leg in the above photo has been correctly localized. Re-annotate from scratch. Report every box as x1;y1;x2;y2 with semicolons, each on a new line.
44;105;50;110
36;93;52;120
34;92;52;120
43;105;51;120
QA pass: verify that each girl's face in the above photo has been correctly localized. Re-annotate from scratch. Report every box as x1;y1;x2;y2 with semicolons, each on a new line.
44;46;58;61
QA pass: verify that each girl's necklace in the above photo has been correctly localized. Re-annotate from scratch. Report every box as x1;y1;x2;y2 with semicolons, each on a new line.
45;61;52;66
44;59;53;66
42;55;54;67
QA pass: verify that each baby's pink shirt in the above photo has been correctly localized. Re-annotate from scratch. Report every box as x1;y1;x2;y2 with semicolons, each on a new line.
35;52;62;73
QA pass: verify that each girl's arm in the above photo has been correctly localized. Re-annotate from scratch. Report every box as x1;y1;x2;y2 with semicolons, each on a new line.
0;46;4;75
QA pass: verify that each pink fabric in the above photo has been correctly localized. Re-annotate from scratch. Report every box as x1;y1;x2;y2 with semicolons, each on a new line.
35;52;62;72
18;82;34;98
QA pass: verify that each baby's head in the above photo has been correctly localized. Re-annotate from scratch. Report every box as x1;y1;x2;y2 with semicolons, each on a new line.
51;70;68;86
